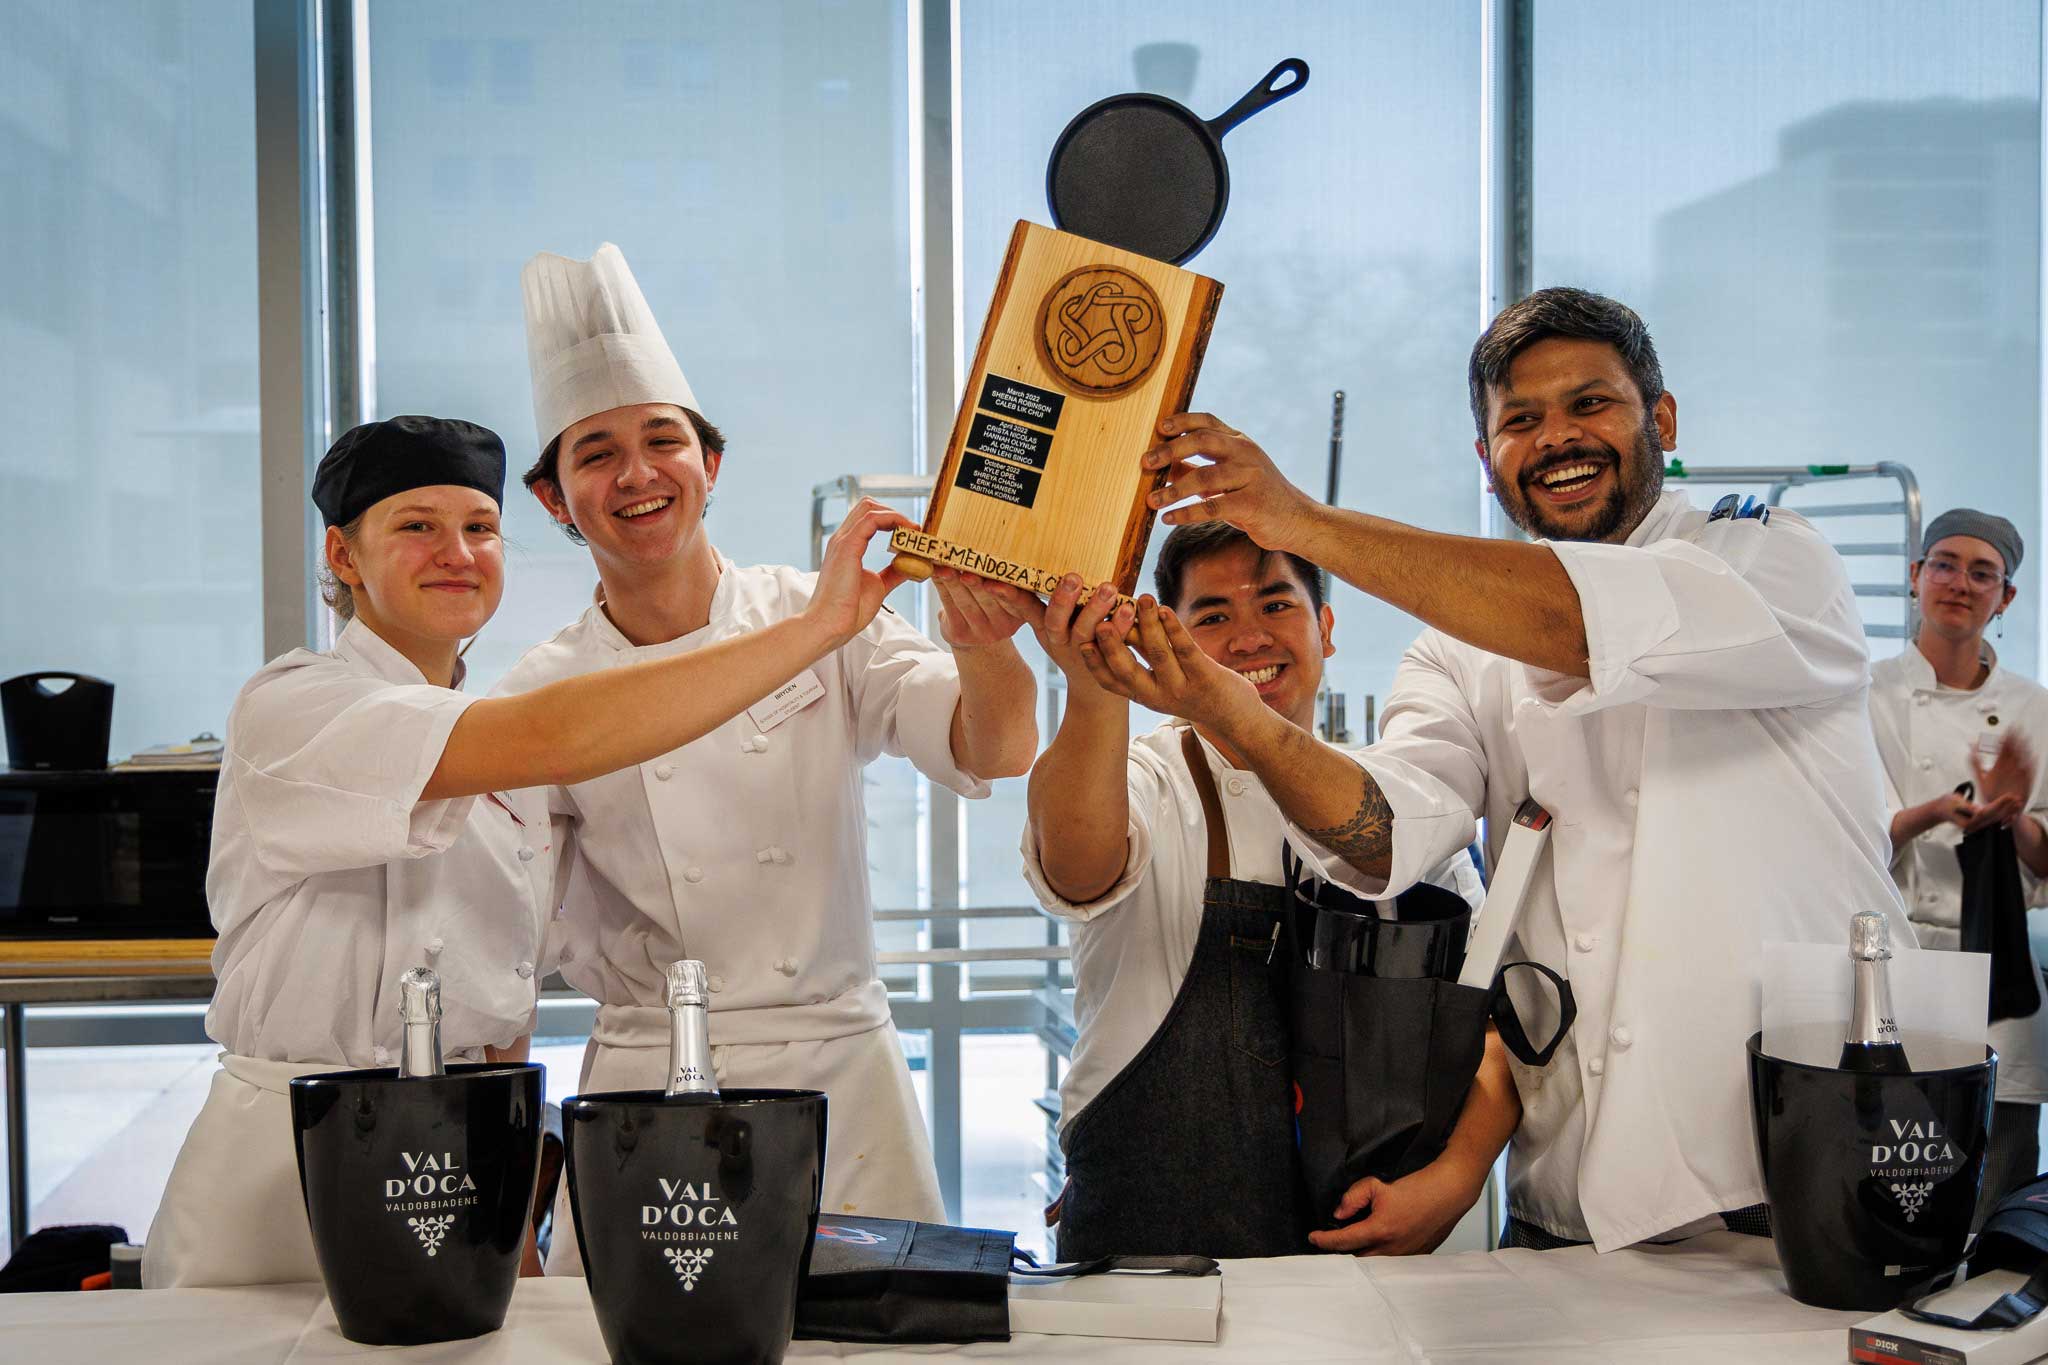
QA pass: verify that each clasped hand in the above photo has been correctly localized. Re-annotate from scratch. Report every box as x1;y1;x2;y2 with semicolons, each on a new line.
1036;580;1257;731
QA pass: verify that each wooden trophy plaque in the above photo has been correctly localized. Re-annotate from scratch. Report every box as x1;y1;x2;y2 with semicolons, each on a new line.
889;220;1222;599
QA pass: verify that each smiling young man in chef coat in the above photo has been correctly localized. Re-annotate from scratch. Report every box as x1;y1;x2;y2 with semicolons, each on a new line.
496;244;1039;1271
1024;522;1507;1260
1119;286;1915;1251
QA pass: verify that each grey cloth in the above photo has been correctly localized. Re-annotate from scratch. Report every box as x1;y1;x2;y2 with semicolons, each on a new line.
1924;508;2024;578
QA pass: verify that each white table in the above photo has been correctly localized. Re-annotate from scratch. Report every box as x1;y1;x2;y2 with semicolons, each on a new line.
0;1234;1870;1363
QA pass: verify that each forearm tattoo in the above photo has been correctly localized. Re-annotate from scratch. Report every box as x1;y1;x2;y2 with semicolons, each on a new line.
1305;772;1395;864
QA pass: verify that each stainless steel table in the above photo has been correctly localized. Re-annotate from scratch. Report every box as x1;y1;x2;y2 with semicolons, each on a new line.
0;942;215;1252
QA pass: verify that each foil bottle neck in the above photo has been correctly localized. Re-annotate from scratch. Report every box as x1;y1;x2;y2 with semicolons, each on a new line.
664;959;719;1096
1847;955;1902;1048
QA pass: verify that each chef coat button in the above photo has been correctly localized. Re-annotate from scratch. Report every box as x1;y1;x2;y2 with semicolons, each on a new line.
756;848;774;864
1226;777;1248;797
1588;1056;1606;1077
1918;758;1933;771
684;865;705;884
1915;695;1930;707
776;958;799;976
517;845;536;862
373;1045;392;1066
740;737;757;753
773;846;794;866
752;733;770;752
1623;788;1639;807
515;961;534;979
655;763;675;780
426;937;444;957
1610;1025;1633;1050
1573;932;1596;953
709;975;725;993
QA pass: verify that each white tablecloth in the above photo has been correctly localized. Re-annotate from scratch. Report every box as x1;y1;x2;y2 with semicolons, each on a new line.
0;1234;1868;1363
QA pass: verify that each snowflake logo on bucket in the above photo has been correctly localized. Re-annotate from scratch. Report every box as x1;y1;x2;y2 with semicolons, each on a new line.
408;1213;456;1256
664;1246;714;1290
1890;1181;1936;1222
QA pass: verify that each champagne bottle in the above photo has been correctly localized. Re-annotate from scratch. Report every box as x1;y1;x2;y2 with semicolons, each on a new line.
1838;911;1912;1074
664;959;720;1097
397;965;446;1078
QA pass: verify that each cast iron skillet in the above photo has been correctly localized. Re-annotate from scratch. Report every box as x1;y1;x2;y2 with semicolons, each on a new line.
1046;57;1309;265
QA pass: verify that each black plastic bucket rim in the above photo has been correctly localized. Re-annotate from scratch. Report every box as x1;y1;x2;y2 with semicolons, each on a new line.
565;1086;827;1111
294;1059;544;1089
1744;1030;1996;1078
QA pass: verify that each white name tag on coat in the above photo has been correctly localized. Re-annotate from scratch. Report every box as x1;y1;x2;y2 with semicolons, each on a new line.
748;670;826;734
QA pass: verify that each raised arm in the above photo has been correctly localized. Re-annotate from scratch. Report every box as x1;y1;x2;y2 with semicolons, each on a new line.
1076;598;1395;880
1026;579;1138;905
422;499;909;800
931;568;1040;781
1143;414;1873;712
1140;415;1589;676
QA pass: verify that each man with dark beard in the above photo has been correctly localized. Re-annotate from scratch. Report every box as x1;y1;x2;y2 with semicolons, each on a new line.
1097;287;1912;1252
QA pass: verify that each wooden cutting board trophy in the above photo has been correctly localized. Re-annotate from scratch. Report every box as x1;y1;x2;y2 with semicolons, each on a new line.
889;221;1222;599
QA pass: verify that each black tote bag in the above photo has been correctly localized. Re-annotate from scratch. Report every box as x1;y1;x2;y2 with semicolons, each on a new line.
1288;956;1574;1223
794;1217;1015;1344
794;1216;1216;1344
1958;822;2041;1023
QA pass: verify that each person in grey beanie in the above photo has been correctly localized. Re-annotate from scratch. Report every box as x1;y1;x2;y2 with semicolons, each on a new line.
1869;506;2048;1225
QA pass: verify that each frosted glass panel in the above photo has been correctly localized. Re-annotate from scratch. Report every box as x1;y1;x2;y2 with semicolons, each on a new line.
959;1;1481;928
0;1;260;762
1534;0;2041;668
366;0;915;695
960;0;1483;736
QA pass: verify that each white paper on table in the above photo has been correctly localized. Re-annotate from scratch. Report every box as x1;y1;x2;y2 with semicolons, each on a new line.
1006;1269;1223;1342
1760;940;1988;1068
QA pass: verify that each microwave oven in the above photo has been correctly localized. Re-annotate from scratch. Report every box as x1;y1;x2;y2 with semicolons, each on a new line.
0;768;217;939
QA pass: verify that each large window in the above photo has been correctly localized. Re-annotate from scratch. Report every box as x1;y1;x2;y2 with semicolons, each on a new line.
963;1;1485;718
1533;0;2042;667
0;0;261;764
365;0;916;695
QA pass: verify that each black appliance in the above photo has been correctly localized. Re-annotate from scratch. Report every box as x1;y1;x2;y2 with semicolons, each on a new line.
2;672;115;771
0;769;216;939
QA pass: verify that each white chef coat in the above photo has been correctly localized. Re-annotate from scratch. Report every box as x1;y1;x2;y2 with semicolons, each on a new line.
146;618;559;1287
1870;642;2048;1102
493;552;985;1265
1022;722;1483;1135
1349;489;1914;1252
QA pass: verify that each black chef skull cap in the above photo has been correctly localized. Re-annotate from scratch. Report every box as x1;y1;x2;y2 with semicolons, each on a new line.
311;415;507;528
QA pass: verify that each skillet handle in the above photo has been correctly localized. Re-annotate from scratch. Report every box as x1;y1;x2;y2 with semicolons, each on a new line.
1205;58;1309;139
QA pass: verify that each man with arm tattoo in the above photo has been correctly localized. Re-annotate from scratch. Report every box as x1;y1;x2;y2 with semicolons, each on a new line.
1112;288;1910;1253
1023;522;1509;1260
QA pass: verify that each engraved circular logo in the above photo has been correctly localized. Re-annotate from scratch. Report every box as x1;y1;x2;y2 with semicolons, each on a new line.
1036;265;1164;397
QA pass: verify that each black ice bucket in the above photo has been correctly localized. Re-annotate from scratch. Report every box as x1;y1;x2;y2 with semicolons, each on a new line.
1747;1031;1996;1311
290;1062;543;1345
565;1088;826;1365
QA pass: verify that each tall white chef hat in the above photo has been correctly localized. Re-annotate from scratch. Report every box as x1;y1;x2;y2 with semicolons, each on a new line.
521;243;700;451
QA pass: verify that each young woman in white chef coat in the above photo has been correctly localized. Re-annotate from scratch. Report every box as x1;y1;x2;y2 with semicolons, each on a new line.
1870;508;2048;1223
143;415;913;1288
